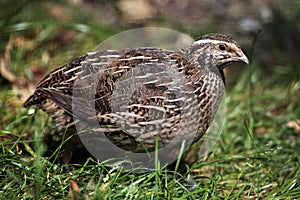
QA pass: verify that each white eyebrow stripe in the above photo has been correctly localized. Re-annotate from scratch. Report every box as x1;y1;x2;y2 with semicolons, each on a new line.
193;39;231;45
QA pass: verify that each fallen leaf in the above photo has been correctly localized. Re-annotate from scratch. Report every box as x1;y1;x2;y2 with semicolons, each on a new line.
69;179;84;200
118;0;156;23
287;120;300;132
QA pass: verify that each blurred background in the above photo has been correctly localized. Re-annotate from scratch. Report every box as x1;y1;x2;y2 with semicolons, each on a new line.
1;0;299;89
0;1;299;198
1;0;300;162
1;0;299;152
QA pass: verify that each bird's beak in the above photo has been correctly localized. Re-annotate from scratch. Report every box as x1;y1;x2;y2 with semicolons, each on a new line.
235;50;249;64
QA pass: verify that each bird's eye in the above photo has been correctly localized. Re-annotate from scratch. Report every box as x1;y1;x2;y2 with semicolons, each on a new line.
218;44;226;51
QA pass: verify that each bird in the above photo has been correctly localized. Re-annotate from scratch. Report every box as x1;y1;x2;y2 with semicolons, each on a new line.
23;33;249;164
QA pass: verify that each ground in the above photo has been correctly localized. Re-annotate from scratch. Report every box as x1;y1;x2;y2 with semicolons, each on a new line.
0;1;299;199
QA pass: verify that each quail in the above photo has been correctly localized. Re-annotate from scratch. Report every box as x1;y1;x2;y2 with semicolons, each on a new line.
24;33;249;163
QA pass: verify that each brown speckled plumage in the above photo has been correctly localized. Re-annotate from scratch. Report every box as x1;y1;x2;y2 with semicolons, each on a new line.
24;33;248;162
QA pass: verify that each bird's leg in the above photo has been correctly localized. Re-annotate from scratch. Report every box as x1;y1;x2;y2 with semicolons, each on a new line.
59;127;76;165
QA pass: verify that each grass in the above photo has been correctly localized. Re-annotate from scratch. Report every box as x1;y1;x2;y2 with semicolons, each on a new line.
1;49;299;200
1;1;300;199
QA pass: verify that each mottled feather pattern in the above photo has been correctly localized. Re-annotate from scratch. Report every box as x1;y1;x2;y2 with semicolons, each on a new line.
24;33;248;157
72;48;205;151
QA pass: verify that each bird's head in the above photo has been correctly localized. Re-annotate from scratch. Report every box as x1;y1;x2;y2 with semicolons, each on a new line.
185;33;249;70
